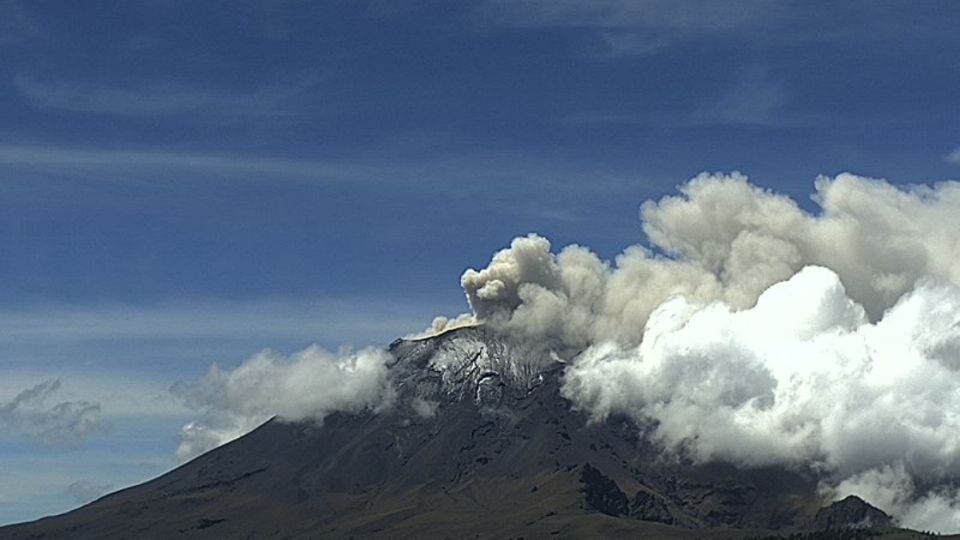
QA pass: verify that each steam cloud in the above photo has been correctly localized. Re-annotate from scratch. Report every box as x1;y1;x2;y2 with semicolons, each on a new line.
0;379;106;446
565;267;960;530
175;171;960;531
171;345;393;461
461;172;960;532
462;172;960;349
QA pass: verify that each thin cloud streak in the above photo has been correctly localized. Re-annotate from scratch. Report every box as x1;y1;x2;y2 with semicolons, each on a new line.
13;74;321;118
479;0;779;31
559;72;800;130
0;144;372;181
477;0;782;58
692;69;791;127
0;143;651;196
0;298;456;345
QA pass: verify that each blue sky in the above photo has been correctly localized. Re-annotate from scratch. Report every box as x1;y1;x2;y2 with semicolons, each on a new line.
1;0;960;525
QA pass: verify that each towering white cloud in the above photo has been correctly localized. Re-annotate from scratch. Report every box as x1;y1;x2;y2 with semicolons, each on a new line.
564;267;960;476
463;172;960;351
172;171;960;531
462;172;960;531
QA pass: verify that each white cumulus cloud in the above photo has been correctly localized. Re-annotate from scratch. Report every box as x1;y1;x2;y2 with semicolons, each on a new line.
563;267;960;478
462;172;960;531
170;345;394;461
168;171;960;531
463;173;960;351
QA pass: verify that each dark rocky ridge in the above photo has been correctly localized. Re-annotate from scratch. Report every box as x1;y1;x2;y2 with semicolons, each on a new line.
810;496;893;531
0;326;927;539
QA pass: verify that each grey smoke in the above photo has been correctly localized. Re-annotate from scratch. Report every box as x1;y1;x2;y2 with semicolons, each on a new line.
462;173;960;352
0;379;106;446
174;171;960;531
410;397;439;419
460;172;960;531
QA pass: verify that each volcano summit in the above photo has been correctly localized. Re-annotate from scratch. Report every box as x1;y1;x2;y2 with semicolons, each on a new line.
5;174;960;539
0;326;927;539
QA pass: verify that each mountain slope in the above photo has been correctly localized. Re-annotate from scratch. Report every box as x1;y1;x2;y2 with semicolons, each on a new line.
0;327;939;539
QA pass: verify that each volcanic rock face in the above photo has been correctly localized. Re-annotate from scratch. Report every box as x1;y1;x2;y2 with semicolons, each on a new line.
0;327;900;539
631;489;675;525
809;496;892;531
579;464;629;517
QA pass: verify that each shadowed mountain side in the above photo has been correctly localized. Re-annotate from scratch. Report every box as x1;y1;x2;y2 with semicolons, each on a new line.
0;327;945;539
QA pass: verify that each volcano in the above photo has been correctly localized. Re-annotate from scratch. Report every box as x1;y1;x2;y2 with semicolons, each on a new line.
0;327;932;539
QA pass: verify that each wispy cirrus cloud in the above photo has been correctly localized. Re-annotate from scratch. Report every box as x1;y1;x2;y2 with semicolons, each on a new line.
479;0;778;31
0;143;658;235
692;69;790;127
13;74;320;117
589;30;667;58
479;0;782;57
0;143;651;200
0;297;453;346
0;143;368;181
561;68;794;128
0;379;107;446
